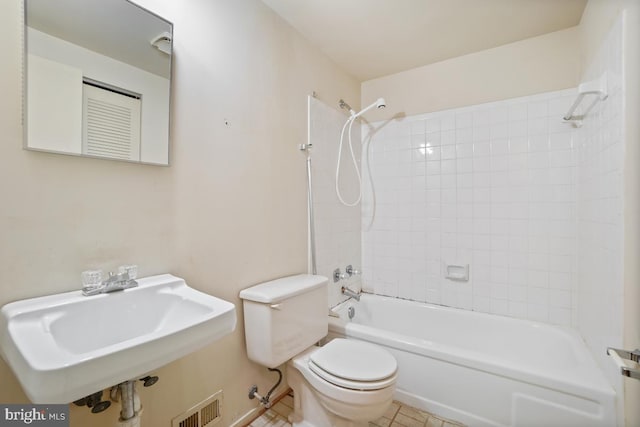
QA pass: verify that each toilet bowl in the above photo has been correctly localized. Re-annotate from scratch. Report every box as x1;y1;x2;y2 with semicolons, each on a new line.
239;275;398;427
287;339;397;426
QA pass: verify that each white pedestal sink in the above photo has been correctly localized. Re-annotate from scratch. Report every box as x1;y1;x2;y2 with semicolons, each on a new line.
0;274;236;403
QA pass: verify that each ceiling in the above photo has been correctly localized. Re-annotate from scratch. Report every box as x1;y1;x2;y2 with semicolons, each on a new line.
261;0;587;82
26;0;172;78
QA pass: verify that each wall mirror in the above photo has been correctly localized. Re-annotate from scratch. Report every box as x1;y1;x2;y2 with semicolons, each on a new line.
23;0;173;165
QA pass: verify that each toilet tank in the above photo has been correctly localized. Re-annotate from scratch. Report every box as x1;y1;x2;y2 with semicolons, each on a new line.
239;274;328;368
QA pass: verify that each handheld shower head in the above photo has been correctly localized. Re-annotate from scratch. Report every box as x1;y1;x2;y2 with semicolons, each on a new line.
335;94;387;207
352;97;387;119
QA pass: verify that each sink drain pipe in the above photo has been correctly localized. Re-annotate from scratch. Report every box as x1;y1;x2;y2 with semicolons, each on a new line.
75;375;158;423
248;367;282;409
120;381;137;420
111;380;142;425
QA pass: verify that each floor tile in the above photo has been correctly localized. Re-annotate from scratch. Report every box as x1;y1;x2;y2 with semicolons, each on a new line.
271;401;293;419
244;393;465;427
383;401;401;419
398;405;430;423
393;412;427;427
252;414;288;427
425;416;444;427
280;394;294;408
369;416;393;427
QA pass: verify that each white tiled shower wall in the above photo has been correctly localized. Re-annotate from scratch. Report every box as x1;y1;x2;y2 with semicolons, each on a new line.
361;14;624;333
575;15;624;395
361;90;580;325
308;96;362;307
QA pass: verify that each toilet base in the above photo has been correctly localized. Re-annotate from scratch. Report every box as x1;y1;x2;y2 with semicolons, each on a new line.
287;350;393;427
288;376;370;427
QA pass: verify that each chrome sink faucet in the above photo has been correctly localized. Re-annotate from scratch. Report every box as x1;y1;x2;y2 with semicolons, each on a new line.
81;265;138;296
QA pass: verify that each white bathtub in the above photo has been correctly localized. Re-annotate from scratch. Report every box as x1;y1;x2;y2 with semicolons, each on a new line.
327;294;616;427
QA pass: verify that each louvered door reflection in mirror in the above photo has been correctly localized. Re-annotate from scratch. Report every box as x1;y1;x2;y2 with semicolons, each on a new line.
23;0;172;165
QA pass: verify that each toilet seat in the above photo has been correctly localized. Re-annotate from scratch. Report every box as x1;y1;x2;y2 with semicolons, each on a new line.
308;339;397;390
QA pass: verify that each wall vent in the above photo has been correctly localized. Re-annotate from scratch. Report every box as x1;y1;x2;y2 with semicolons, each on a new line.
172;390;223;427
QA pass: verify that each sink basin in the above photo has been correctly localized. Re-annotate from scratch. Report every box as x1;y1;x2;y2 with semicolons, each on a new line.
0;274;236;403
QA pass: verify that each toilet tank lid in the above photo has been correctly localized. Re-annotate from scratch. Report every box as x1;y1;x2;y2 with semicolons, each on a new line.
239;274;328;304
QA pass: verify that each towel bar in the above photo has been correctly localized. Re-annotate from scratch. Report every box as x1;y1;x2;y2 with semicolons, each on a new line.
563;73;608;127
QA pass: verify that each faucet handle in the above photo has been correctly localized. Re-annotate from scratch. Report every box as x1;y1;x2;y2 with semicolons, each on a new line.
345;265;361;276
81;270;103;295
333;268;348;283
118;264;138;280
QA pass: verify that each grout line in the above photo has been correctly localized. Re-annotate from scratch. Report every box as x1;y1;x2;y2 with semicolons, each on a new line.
389;402;401;424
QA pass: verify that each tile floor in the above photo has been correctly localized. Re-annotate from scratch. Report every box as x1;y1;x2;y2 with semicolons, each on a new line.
369;401;465;427
246;391;465;427
246;392;293;427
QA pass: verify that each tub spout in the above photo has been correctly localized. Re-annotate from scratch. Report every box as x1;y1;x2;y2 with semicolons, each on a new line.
341;286;361;301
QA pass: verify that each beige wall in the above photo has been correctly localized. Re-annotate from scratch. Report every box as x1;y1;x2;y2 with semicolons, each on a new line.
361;27;581;122
580;1;640;426
0;0;358;425
161;0;358;424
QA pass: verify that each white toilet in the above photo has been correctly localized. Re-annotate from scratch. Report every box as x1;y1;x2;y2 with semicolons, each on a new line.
239;274;397;427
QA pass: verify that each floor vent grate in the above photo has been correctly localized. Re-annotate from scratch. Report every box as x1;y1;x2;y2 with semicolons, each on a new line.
201;400;220;425
172;390;223;427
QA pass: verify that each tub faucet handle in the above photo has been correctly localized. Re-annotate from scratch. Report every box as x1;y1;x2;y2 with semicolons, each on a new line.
345;265;361;276
333;268;348;282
